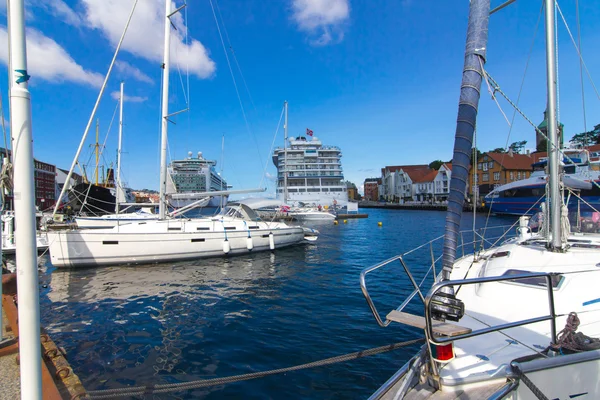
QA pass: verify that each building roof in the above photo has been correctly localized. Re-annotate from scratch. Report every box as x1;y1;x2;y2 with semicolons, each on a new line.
414;169;438;183
484;152;534;170
381;164;429;175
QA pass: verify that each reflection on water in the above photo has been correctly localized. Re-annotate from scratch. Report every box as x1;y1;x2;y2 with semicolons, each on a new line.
40;209;517;399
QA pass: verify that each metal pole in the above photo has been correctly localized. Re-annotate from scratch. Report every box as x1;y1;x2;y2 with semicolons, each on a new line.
158;0;171;219
283;101;288;204
8;0;42;397
116;82;124;215
544;0;561;250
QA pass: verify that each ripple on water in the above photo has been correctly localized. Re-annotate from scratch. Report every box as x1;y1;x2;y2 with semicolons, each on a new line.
39;209;517;399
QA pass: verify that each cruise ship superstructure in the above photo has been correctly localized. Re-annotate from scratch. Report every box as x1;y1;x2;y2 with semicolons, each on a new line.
166;151;229;208
272;135;348;206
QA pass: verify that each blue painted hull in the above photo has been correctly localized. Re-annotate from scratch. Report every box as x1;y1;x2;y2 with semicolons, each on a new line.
486;195;600;215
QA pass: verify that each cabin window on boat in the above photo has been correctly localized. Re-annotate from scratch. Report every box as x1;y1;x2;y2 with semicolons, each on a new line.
502;269;564;289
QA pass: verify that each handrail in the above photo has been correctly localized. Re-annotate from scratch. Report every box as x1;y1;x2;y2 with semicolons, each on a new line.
425;272;558;345
360;225;515;328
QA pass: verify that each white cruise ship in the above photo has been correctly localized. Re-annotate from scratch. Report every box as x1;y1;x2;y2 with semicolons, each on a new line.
272;135;348;206
166;151;229;208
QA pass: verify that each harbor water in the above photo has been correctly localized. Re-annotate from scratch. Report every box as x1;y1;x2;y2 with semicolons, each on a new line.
39;208;517;399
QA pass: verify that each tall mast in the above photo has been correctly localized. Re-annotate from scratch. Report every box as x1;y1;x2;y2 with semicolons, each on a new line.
544;0;561;249
8;0;43;397
158;0;171;219
116;81;124;215
283;101;288;204
94;118;99;185
442;0;490;279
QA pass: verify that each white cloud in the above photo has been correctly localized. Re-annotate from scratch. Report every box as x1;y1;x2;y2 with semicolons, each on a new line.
82;0;215;79
110;90;147;103
291;0;349;46
115;60;153;84
0;27;104;87
31;0;84;27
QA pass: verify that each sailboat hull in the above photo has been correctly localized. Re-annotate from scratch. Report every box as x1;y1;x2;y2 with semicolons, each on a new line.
47;219;306;267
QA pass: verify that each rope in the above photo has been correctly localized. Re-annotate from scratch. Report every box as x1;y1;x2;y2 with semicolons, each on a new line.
510;362;549;400
552;312;600;352
87;338;425;398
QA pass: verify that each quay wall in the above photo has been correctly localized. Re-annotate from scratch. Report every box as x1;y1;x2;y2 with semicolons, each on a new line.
358;201;486;213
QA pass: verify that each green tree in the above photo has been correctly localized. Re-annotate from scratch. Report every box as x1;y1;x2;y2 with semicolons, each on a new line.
428;160;444;170
509;140;527;154
491;148;506;153
569;124;600;147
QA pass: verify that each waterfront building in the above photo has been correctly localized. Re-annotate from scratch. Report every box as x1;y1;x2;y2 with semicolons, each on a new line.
381;165;431;202
272;135;348;206
363;178;380;201
0;147;56;210
433;163;452;201
472;151;534;197
413;169;437;202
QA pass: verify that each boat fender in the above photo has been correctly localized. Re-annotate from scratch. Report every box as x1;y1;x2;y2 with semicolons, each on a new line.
246;236;253;251
269;232;275;250
223;239;231;254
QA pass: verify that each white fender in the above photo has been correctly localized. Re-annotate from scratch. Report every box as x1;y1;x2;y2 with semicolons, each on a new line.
223;239;231;254
246;236;253;251
269;232;275;250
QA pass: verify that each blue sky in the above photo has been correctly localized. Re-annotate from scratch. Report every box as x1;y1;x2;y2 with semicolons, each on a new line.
1;0;599;195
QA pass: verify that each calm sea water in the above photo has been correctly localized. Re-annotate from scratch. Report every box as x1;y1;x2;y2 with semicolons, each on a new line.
39;208;516;399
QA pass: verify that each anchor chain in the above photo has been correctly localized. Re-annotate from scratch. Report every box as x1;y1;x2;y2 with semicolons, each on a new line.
87;338;425;399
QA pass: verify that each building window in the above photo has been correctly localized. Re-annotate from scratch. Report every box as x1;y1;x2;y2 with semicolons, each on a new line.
510;171;514;180
478;163;482;170
517;172;521;180
493;172;500;181
489;161;494;169
482;173;489;182
483;163;488;172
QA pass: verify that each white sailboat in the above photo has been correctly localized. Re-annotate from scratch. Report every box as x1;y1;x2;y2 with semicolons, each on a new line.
47;0;316;268
361;1;600;399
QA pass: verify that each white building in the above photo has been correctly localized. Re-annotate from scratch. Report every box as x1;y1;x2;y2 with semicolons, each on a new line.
381;165;431;202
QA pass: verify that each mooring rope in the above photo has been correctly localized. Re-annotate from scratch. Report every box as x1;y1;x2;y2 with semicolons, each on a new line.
87;338;425;398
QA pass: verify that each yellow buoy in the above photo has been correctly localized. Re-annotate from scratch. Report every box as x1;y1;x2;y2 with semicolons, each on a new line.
334;220;339;225
343;220;347;223
378;221;383;227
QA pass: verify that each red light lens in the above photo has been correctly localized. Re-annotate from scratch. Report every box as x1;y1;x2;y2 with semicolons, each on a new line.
432;343;454;362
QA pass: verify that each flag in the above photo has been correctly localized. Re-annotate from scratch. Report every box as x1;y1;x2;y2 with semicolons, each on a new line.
280;205;291;213
306;128;313;136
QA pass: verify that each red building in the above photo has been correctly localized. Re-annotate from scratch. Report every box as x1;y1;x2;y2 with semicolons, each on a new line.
0;148;56;211
363;178;380;201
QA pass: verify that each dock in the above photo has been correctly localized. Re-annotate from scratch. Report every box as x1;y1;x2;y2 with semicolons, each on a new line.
1;274;87;399
336;213;368;219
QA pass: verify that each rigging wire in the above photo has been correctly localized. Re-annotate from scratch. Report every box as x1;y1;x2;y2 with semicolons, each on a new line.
479;3;543;240
575;0;587;135
0;89;10;161
214;0;258;114
261;106;286;190
554;2;600;102
208;0;264;186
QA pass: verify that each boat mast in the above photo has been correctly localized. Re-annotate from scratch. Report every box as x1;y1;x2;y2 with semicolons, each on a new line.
158;0;172;219
8;0;43;397
116;81;124;215
283;100;288;204
544;0;562;250
442;0;490;279
94;118;100;185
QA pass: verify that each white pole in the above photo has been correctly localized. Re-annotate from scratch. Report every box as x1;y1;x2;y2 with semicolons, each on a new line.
158;0;171;219
544;0;561;249
283;101;288;204
8;0;42;398
116;81;124;215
